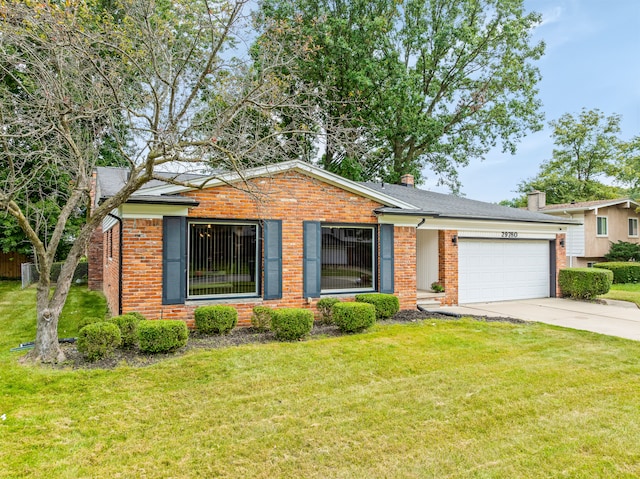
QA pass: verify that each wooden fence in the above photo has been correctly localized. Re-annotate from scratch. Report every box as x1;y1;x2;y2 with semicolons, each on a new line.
0;251;30;279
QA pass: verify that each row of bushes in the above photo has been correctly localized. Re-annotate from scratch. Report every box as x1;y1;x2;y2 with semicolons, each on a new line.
77;313;188;361
77;293;401;360
193;293;400;341
593;262;640;284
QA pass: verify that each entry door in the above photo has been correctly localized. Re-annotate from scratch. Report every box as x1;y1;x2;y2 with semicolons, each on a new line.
458;239;550;304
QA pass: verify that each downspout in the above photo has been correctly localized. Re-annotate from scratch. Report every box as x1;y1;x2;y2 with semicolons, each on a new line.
107;213;123;316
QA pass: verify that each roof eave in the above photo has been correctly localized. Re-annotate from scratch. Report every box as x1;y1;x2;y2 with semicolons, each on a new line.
375;208;581;226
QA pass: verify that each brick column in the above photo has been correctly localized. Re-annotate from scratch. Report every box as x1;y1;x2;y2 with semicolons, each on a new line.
555;233;567;297
438;230;458;305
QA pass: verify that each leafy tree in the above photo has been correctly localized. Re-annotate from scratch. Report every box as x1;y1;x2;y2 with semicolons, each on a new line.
258;0;545;191
509;109;629;206
0;0;325;363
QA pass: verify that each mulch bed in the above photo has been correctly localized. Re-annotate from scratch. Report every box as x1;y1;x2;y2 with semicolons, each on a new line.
55;310;525;370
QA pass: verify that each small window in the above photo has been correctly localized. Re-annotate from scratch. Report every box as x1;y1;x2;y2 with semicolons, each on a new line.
107;230;113;260
596;216;608;236
587;262;596;268
629;218;639;237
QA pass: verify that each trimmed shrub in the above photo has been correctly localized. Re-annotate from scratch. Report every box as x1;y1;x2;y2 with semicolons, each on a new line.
138;320;188;354
109;314;141;348
271;308;314;341
316;297;340;325
194;305;238;335
126;311;147;321
355;293;399;320
604;241;640;262
332;302;376;333
251;306;272;332
77;321;122;362
594;262;640;284
559;268;613;299
77;316;103;331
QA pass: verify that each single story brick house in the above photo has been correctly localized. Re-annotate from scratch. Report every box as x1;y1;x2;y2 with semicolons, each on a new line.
88;160;575;326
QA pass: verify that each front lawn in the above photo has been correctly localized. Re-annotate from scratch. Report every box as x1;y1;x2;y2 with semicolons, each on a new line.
600;283;640;307
1;282;640;477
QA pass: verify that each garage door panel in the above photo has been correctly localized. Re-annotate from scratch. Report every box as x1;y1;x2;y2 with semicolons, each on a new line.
459;240;550;303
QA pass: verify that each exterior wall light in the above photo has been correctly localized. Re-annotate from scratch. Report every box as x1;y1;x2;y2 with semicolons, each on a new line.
452;235;458;245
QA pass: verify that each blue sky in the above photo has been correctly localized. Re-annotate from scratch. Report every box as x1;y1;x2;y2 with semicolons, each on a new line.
423;0;640;203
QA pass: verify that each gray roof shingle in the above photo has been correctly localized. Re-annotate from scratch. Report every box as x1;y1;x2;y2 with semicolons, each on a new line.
361;182;574;225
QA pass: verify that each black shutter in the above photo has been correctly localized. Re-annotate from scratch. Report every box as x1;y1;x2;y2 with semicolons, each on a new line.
303;221;322;298
162;216;186;304
263;220;282;300
379;224;394;294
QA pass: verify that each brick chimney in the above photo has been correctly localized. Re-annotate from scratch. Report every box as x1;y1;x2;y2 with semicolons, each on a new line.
400;174;414;187
527;190;546;211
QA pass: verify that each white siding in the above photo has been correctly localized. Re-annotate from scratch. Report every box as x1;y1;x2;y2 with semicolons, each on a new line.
566;214;585;257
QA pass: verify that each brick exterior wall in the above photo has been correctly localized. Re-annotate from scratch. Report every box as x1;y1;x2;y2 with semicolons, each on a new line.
103;223;121;315
102;172;417;327
438;230;459;306
555;233;567;296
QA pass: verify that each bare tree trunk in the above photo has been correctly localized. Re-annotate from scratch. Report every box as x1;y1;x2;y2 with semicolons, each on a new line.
22;229;91;363
23;282;66;363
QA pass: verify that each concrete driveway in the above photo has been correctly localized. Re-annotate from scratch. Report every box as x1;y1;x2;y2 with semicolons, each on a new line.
439;298;640;341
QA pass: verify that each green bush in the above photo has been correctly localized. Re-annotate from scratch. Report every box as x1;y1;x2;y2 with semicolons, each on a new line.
251;306;272;332
332;302;376;333
593;262;640;284
194;305;238;335
138;320;189;353
77;316;103;331
109;314;141;348
558;268;613;299
77;321;122;362
271;308;314;341
126;311;147;321
316;298;340;324
355;293;399;320
604;241;640;262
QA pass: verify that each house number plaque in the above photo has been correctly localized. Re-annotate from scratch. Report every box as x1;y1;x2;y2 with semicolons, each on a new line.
501;231;518;238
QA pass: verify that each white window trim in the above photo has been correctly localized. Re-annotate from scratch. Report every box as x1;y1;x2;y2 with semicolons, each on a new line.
596;216;608;237
629;217;639;238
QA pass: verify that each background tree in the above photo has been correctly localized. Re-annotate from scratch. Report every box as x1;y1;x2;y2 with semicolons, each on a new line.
258;0;545;191
505;109;629;206
0;0;327;363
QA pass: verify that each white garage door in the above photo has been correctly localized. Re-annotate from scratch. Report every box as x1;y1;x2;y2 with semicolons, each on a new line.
458;239;550;304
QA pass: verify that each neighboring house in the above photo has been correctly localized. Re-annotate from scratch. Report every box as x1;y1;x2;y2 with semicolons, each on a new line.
88;161;574;326
527;191;640;267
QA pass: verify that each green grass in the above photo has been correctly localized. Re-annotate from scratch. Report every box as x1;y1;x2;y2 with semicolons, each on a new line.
2;282;640;477
600;283;640;306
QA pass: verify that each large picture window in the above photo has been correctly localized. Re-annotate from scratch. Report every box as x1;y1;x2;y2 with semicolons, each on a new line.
188;222;258;298
321;226;374;293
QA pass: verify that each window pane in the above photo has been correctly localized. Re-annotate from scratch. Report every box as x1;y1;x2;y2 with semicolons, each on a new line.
630;218;638;236
188;223;257;297
321;226;374;292
597;217;607;236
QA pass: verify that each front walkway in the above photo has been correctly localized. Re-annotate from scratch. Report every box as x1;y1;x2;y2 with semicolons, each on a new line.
438;298;640;341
